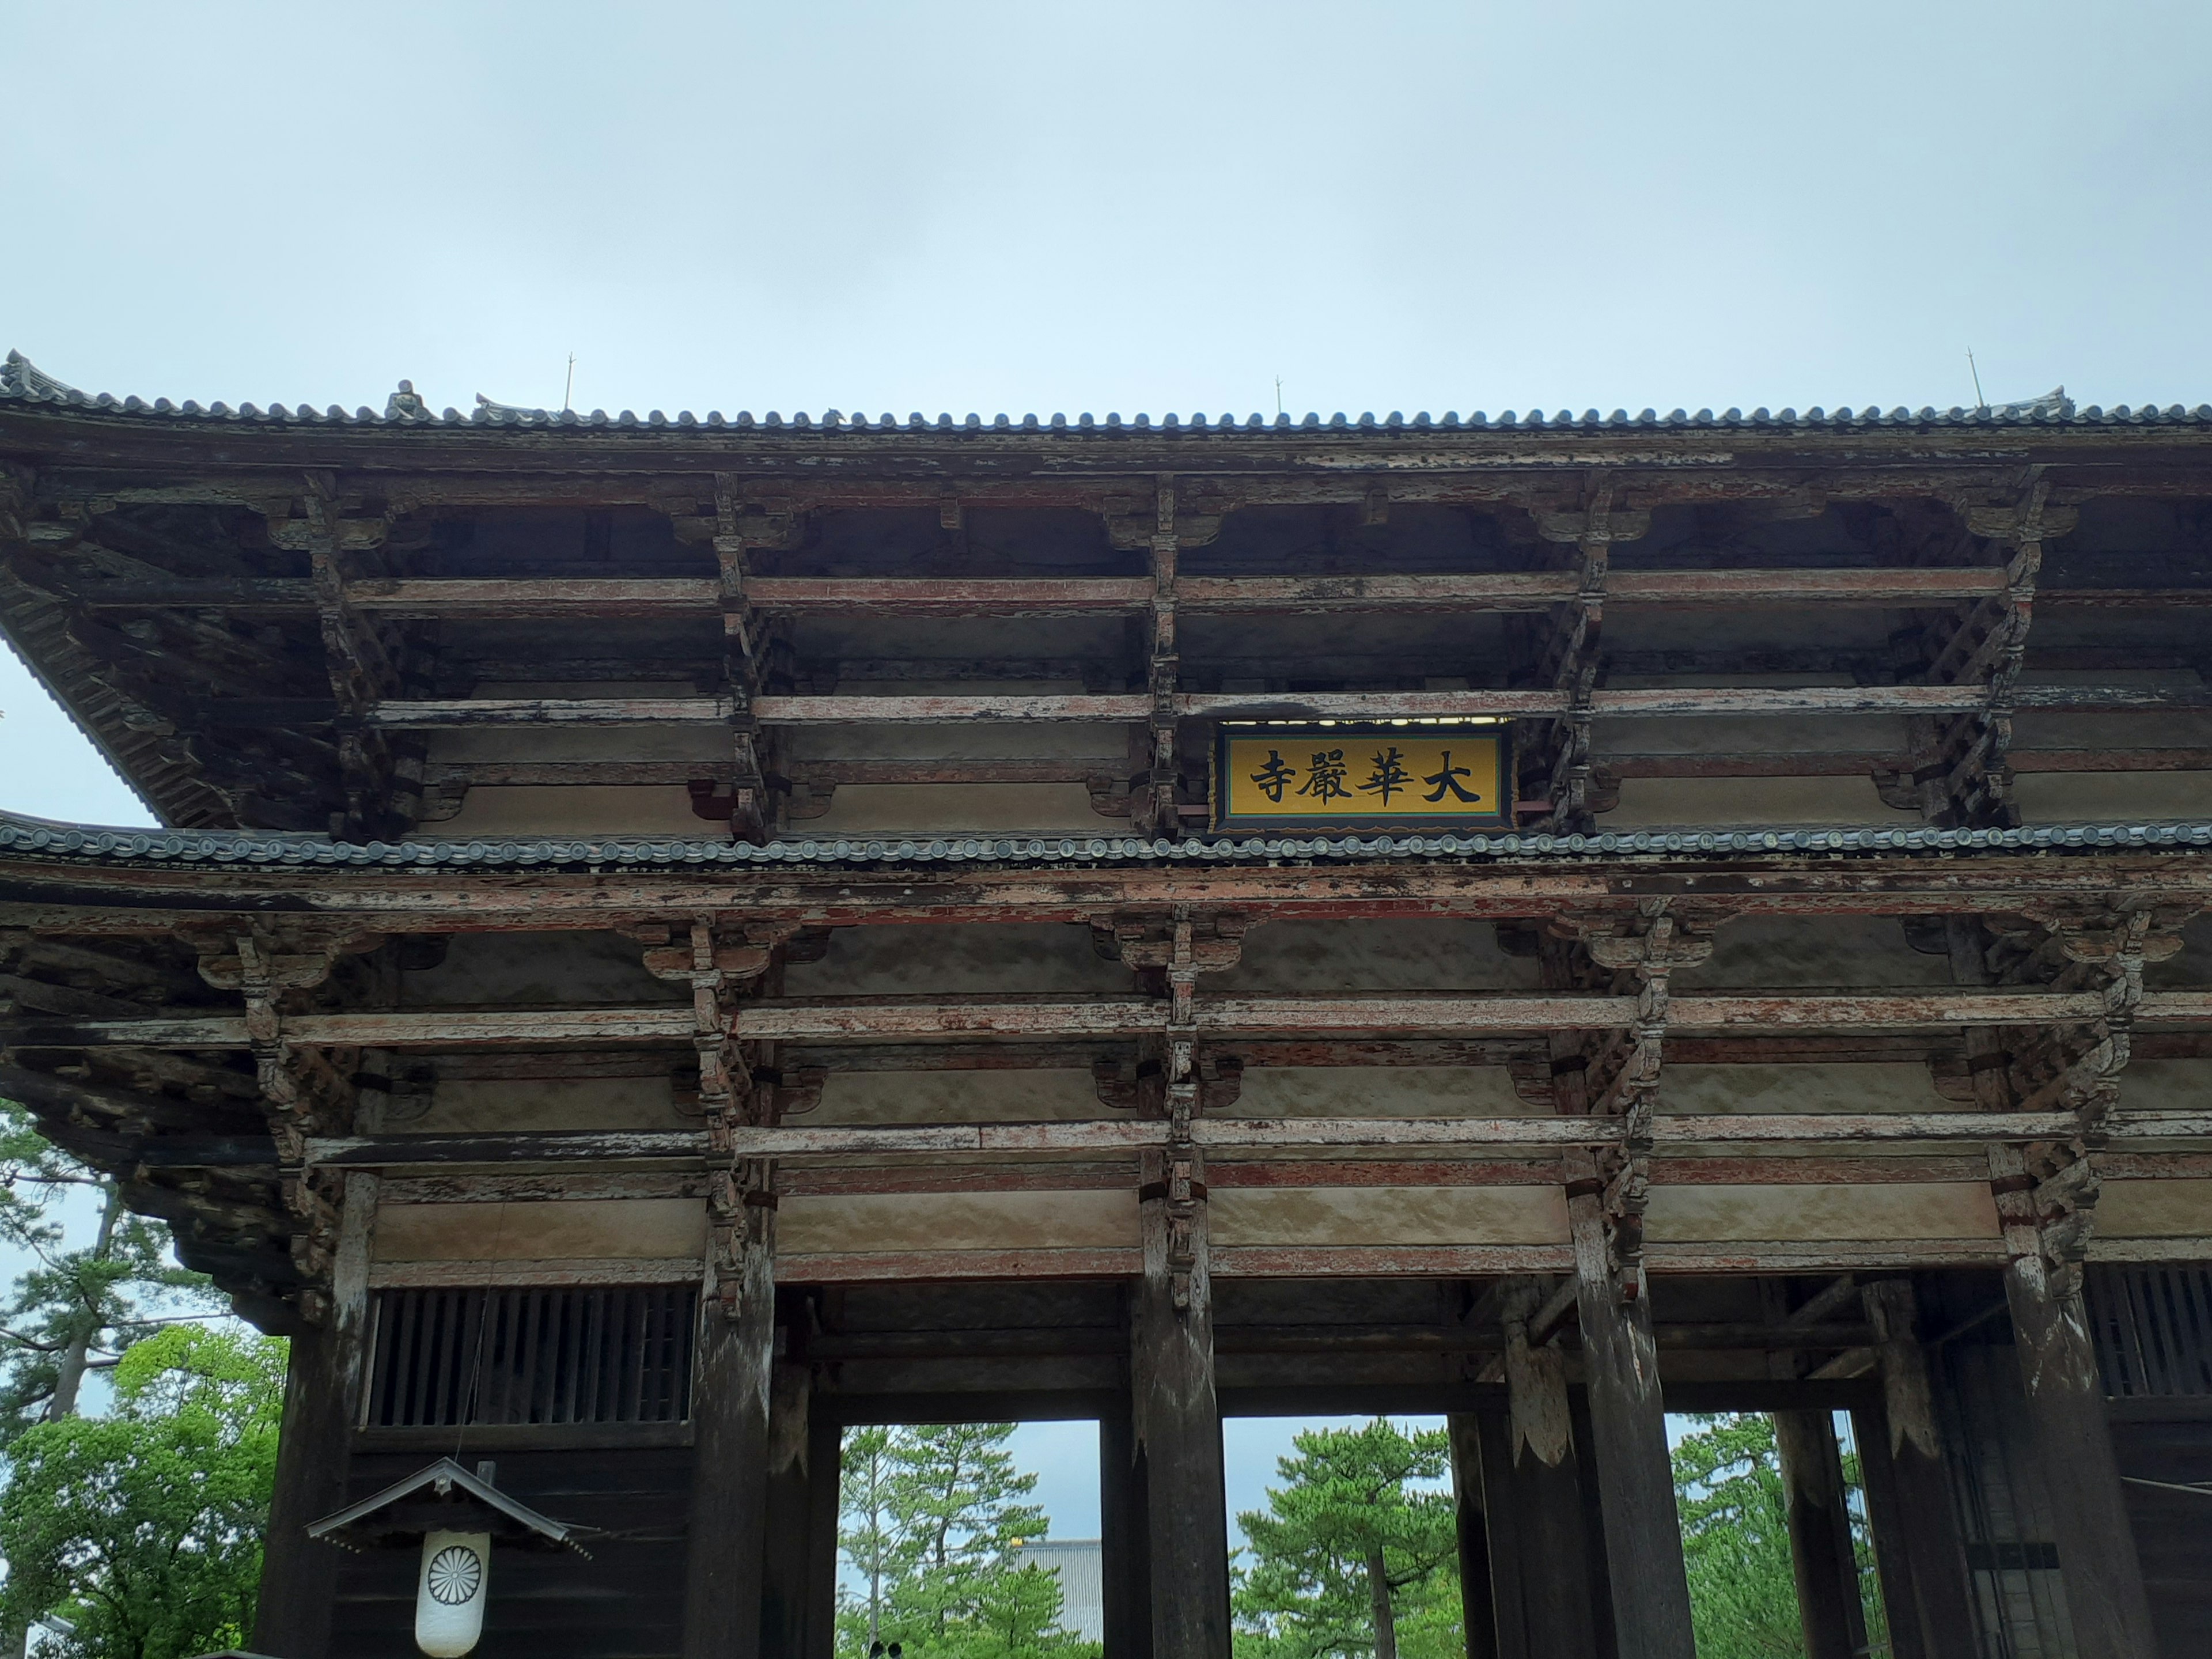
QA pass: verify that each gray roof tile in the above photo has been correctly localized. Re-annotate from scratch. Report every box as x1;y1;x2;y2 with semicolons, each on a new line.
10;351;2211;437
2;808;2206;872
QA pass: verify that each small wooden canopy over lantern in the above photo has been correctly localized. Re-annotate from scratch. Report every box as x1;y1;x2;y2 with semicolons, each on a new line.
308;1457;590;1658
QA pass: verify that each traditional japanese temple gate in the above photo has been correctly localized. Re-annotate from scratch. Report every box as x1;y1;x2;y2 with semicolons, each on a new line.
4;356;2212;1657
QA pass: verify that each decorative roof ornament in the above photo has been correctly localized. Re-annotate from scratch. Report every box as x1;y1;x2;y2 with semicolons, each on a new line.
308;1456;589;1657
2;350;81;400
475;391;550;421
384;379;429;419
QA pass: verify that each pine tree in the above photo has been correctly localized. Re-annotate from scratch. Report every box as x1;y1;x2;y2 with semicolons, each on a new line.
1671;1412;1808;1659
839;1425;912;1652
1232;1418;1460;1659
835;1422;1095;1658
891;1423;1049;1642
0;1101;215;1436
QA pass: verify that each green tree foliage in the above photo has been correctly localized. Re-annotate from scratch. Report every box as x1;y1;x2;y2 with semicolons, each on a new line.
0;1325;283;1659
1232;1418;1461;1659
1671;1412;1892;1659
834;1422;1097;1658
0;1101;215;1439
1672;1413;1805;1659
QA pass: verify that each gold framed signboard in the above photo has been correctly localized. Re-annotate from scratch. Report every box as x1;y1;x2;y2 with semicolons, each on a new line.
1213;721;1513;832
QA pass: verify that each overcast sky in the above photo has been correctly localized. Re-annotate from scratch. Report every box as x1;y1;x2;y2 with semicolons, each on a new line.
5;0;2210;1554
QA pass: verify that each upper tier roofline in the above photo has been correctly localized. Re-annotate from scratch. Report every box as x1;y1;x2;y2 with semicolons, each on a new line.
10;350;2212;441
6;805;2212;873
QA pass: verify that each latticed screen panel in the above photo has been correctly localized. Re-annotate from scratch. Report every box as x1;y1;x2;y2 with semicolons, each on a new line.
365;1284;697;1427
2088;1264;2212;1398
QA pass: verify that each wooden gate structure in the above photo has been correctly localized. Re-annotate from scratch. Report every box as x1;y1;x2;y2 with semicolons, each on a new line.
3;355;2211;1657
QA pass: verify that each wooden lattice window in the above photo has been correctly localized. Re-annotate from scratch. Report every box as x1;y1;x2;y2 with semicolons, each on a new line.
365;1285;696;1427
2088;1264;2212;1398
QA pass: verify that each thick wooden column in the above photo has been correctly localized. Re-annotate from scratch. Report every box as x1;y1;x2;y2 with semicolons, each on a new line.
682;1180;777;1659
1132;1147;1230;1659
2002;1256;2161;1659
1570;1194;1696;1659
1099;1400;1156;1659
1772;1411;1867;1659
1463;1280;1601;1659
760;1359;838;1658
1445;1415;1502;1659
1849;1402;1929;1659
253;1172;377;1659
802;1407;843;1659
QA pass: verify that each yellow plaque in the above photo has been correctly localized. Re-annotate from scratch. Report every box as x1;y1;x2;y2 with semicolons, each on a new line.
1214;725;1512;830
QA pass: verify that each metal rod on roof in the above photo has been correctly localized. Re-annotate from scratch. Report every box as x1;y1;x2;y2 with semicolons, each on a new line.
1968;348;1987;411
563;353;575;413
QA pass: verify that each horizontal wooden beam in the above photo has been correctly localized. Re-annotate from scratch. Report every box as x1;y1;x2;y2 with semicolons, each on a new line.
21;988;2211;1051
58;570;2212;620
358;681;2212;729
296;1107;2210;1167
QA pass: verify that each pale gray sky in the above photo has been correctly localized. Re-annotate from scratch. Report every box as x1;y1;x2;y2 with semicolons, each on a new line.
3;0;2207;1560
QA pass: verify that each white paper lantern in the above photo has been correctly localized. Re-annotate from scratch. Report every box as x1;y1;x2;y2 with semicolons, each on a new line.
415;1529;491;1657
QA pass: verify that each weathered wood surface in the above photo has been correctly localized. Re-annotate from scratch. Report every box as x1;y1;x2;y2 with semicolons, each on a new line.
293;1109;2203;1169
353;680;2212;728
13;851;2212;940
2003;1264;2165;1659
31;986;2211;1051
1570;1194;1698;1659
681;1233;777;1659
1772;1409;1869;1659
58;570;2212;618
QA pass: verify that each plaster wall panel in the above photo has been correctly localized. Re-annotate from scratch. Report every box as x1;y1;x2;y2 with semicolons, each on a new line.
473;681;703;698
419;1074;683;1134
1594;713;1907;757
439;786;708;836
1603;776;1915;828
2010;709;2212;751
2093;1180;2212;1238
403;931;682;1006
785;923;1123;996
1661;1063;1946;1115
1208;1185;1569;1247
1643;1183;2001;1242
2120;1059;2212;1111
778;1190;1137;1255
813;1069;1102;1124
375;1199;707;1262
793;719;1124;763
801;782;1102;834
2011;771;2212;821
425;726;729;763
1211;919;1535;993
1230;1066;1532;1118
1675;915;1952;989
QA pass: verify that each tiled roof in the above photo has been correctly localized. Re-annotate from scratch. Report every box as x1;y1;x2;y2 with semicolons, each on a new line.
9;351;2211;437
2;809;2206;871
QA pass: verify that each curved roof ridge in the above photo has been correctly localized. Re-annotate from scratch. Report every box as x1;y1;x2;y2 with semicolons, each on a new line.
13;350;2212;436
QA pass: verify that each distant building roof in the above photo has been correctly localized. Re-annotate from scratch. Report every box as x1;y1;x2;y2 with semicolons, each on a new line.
1010;1539;1104;1643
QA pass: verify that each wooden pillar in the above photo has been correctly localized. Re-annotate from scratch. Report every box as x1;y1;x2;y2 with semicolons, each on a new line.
1132;1149;1230;1659
253;1172;377;1659
1445;1415;1502;1659
1465;1309;1603;1659
1772;1410;1868;1659
802;1408;842;1659
1849;1402;1929;1659
2003;1256;2162;1659
681;1203;777;1659
1859;1282;1979;1659
1099;1399;1155;1659
1569;1195;1696;1659
760;1358;834;1658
